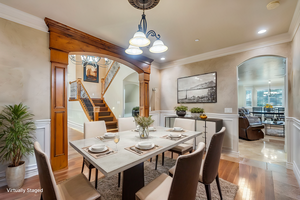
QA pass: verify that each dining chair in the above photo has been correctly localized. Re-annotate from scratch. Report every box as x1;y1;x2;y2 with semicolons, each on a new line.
135;142;205;200
169;127;226;200
118;117;136;132
155;118;195;170
264;107;275;121
83;121;107;189
34;142;101;200
252;107;262;120
277;107;285;121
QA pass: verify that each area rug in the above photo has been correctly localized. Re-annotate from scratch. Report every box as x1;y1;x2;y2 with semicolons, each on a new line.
264;128;284;137
96;158;238;200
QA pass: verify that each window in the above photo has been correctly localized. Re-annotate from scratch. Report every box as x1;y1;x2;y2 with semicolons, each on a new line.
256;89;283;106
245;90;252;107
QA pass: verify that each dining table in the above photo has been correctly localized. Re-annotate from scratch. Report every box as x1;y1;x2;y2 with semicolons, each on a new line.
69;126;202;200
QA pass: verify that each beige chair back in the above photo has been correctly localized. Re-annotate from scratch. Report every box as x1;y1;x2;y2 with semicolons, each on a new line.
168;142;205;200
118;117;136;132
173;118;195;131
34;142;61;200
84;121;107;139
202;127;226;184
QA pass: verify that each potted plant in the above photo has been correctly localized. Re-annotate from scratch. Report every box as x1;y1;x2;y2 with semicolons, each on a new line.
132;106;139;117
190;107;204;118
134;116;154;139
0;103;36;189
174;105;188;117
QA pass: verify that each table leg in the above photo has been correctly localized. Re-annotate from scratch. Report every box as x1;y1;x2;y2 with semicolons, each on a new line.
122;162;144;200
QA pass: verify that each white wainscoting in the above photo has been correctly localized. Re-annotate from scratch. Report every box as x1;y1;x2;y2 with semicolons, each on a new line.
0;119;50;187
68;120;84;133
286;117;300;187
149;110;239;155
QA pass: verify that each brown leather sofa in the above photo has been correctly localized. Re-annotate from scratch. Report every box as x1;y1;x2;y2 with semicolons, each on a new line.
239;116;264;141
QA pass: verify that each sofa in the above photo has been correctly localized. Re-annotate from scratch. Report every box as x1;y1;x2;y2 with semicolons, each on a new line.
239;116;264;141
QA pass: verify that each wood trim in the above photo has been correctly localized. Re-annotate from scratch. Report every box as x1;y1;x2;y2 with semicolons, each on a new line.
103;67;120;96
101;78;105;99
51;62;68;171
45;18;153;74
139;73;150;117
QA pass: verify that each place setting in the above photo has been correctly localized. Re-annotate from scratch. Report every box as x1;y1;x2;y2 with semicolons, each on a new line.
82;143;117;159
96;132;116;141
125;141;161;156
132;125;157;132
161;127;188;141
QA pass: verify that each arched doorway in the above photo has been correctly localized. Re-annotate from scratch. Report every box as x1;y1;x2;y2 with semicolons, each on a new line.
45;18;153;170
237;55;287;166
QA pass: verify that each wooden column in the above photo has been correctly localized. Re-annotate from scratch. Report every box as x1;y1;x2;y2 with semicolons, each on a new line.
139;73;150;117
51;58;68;171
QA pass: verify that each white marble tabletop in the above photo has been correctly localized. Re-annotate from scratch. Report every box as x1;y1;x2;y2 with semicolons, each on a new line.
69;126;202;177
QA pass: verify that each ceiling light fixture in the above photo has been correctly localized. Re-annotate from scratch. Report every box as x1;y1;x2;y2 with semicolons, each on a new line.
258;29;267;34
267;1;280;10
195;39;199;42
160;57;165;60
126;0;168;55
69;55;112;68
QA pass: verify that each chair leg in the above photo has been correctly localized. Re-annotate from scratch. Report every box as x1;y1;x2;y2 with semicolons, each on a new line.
88;168;92;181
118;172;121;188
81;158;85;173
155;155;158;170
168;172;173;177
95;169;98;189
205;184;212;200
216;174;223;199
150;158;152;162
40;194;43;200
171;152;173;159
162;152;165;166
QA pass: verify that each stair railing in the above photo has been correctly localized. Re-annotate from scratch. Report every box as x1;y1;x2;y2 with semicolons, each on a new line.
69;79;100;121
101;61;120;99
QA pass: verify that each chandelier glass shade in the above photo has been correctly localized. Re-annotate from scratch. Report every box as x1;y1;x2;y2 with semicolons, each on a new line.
149;39;168;53
125;45;143;55
129;31;151;47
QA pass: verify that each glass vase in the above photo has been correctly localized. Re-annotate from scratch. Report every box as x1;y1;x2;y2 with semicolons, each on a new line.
139;126;149;139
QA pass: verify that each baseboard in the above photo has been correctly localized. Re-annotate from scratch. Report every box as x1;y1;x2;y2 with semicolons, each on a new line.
286;162;294;170
293;161;300;187
68;120;84;133
0;164;38;188
222;147;239;158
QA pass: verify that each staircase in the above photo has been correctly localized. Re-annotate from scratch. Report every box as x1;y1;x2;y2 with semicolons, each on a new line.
92;98;118;132
69;79;118;132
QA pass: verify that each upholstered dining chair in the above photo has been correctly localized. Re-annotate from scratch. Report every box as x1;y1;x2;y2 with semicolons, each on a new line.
34;142;101;200
135;142;205;200
155;118;195;170
118;117;136;132
169;127;226;200
83;121;107;189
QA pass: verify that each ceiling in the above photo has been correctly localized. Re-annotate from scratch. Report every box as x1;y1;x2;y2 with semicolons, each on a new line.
0;0;298;63
238;56;286;86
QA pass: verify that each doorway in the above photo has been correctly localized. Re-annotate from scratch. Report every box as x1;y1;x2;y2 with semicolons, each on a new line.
237;56;287;166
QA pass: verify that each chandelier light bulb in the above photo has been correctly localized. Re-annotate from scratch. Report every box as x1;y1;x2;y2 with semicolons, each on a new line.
125;45;143;55
149;39;168;53
129;31;151;47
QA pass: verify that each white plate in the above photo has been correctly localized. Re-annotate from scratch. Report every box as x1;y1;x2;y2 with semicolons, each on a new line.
169;134;182;138
135;143;155;150
104;134;115;139
89;146;108;153
172;128;183;132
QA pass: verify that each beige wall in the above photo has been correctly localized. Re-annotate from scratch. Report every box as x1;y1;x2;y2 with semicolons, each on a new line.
0;18;50;120
160;42;292;115
291;27;300;120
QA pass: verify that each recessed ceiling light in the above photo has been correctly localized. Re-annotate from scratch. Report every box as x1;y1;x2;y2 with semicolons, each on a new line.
195;39;199;42
258;29;267;34
160;57;165;60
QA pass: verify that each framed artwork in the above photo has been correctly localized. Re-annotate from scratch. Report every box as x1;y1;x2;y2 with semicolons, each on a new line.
177;72;217;103
83;62;99;83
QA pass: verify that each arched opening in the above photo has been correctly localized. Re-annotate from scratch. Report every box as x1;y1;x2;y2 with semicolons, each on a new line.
237;55;287;165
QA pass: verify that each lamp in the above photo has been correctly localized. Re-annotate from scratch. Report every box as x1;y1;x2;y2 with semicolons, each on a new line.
126;0;168;55
69;55;112;68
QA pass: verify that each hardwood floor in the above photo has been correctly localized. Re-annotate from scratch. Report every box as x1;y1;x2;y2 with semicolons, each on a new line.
1;151;299;200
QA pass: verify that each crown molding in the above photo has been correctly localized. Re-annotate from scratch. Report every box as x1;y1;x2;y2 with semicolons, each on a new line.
289;0;300;39
0;3;47;32
160;33;292;69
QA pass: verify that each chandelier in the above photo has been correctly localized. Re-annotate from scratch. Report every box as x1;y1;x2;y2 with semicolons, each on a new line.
125;0;168;55
69;55;112;68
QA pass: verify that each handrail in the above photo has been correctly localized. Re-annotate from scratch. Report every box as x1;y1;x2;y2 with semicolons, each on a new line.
101;61;120;97
103;61;115;81
77;79;96;108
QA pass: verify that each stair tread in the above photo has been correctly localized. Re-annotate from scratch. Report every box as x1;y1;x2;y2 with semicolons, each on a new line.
105;120;118;124
107;128;118;132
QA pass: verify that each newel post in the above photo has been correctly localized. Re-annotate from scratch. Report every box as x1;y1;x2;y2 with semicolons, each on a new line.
139;73;150;117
